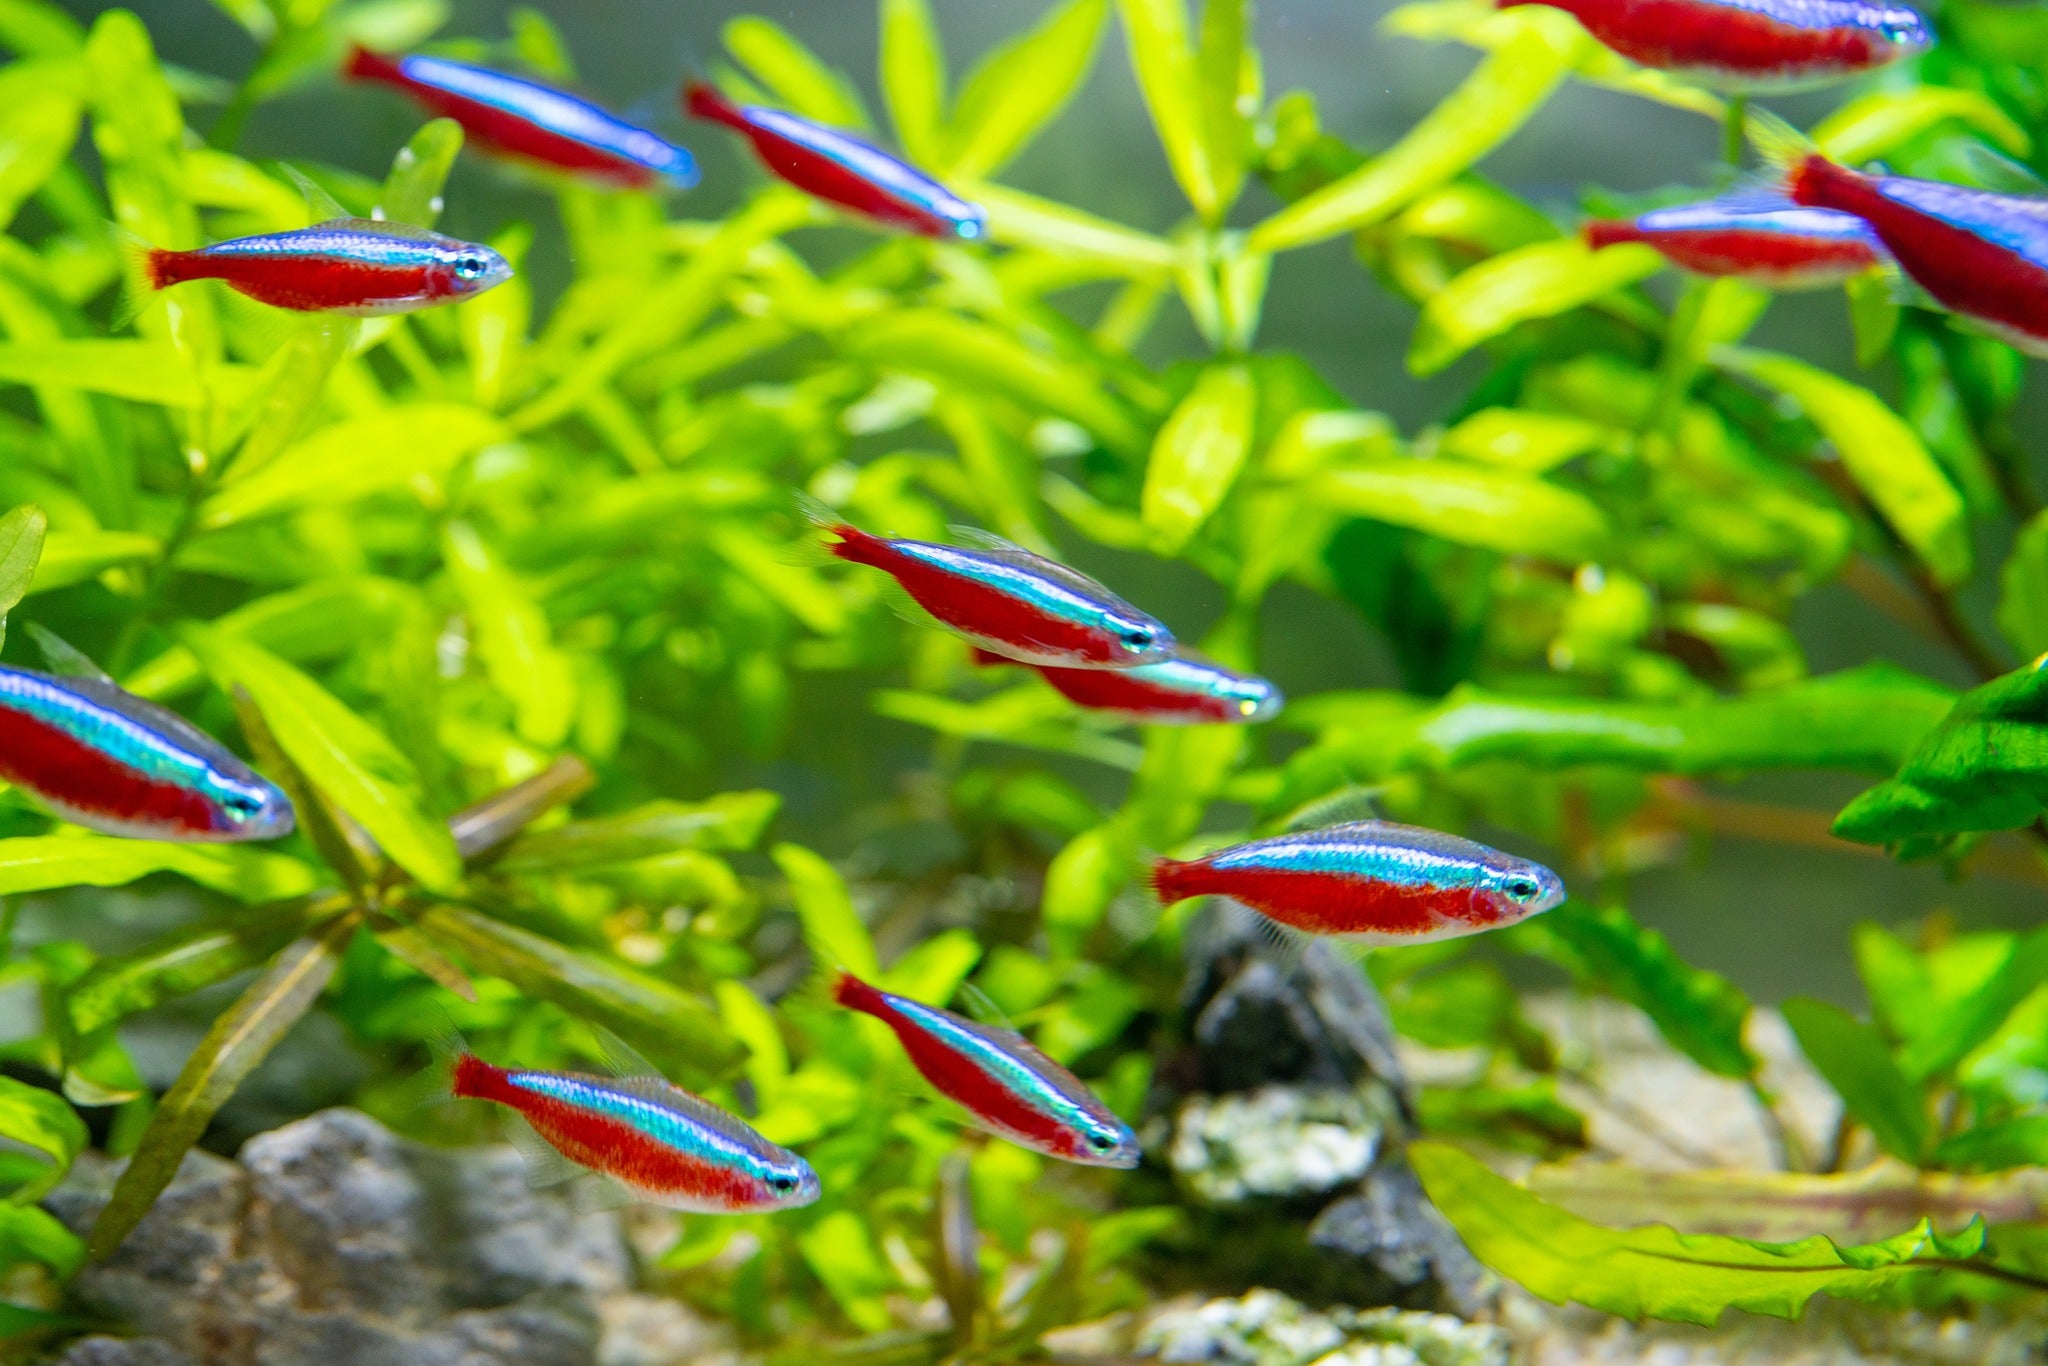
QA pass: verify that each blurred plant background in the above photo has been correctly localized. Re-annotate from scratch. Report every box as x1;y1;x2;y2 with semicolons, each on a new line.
0;0;2046;1356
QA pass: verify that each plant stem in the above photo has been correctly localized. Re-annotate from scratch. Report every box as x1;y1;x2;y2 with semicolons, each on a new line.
1748;1077;1804;1172
1911;564;2007;682
1723;95;1749;169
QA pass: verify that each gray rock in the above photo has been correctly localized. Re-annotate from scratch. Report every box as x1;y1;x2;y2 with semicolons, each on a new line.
1308;1167;1486;1310
48;1108;624;1366
1130;1289;1509;1366
1169;1086;1386;1203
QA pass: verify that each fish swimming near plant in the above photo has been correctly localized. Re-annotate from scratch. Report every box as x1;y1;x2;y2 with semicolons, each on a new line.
345;48;699;189
972;647;1281;724
1149;821;1566;945
1584;193;1886;288
807;507;1175;668
133;220;512;315
832;972;1140;1167
1497;0;1931;90
683;82;985;239
0;664;294;842
1780;154;2048;355
438;1038;819;1213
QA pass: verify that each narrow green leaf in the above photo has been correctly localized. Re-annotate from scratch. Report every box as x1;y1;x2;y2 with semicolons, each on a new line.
1935;1116;2048;1172
1781;997;1927;1162
180;626;461;891
723;17;869;129
200;403;508;528
0;1075;84;1202
879;0;947;166
1901;927;2048;1081
1845;271;1899;368
1516;903;1756;1079
0;835;315;902
946;0;1107;180
1815;87;2030;164
28;530;159;594
379;116;461;227
881;928;983;1005
1141;362;1255;552
1439;408;1611;473
798;1209;895;1333
0;503;46;629
459;222;531;412
772;842;880;981
446;755;596;862
0;1206;81;1279
87;915;354;1261
0;1;83;56
0;340;204;406
1412;1142;1995;1326
65;900;324;1036
230;683;378;892
1312;461;1610;562
372;921;476;1001
0;79;80;232
508;5;575;80
1719;347;1970;588
968;183;1175;270
1115;0;1220;220
1999;510;2048;660
125;577;418;701
493;792;780;872
1247;21;1579;253
1409;240;1663;376
414;903;743;1085
442;522;575;747
223;318;360;485
1195;0;1253;213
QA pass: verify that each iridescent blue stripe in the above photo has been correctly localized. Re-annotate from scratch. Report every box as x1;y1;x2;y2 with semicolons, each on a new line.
505;1072;775;1176
744;106;983;235
0;666;221;790
399;55;698;186
1874;177;2048;270
884;996;1105;1130
198;227;460;268
1699;0;1927;37
1637;198;1881;245
1123;658;1280;711
892;541;1156;638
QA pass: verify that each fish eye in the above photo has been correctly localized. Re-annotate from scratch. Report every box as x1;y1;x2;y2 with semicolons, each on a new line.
1117;625;1157;652
768;1173;798;1194
1087;1132;1117;1152
453;253;489;280
1503;875;1543;904
221;788;265;818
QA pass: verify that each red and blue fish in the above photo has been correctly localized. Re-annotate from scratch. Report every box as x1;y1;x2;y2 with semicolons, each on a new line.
137;220;511;315
833;972;1139;1167
1150;821;1565;944
1500;0;1931;90
811;511;1175;668
346;48;699;190
446;1047;819;1212
1784;154;2048;355
684;83;985;240
1584;193;1886;288
972;647;1282;724
0;665;294;842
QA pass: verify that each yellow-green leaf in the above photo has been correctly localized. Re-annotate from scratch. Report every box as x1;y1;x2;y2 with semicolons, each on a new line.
1247;19;1580;254
946;0;1107;180
772;842;879;980
1409;240;1664;376
0;340;203;406
879;0;946;165
969;182;1175;271
1815;87;2030;164
200;403;507;528
0;74;78;231
724;16;869;129
379;115;462;228
1115;0;1220;221
1718;347;1970;587
0;502;46;623
1141;362;1256;552
0;836;315;902
1439;408;1612;473
442;522;576;747
28;530;160;594
1313;460;1610;562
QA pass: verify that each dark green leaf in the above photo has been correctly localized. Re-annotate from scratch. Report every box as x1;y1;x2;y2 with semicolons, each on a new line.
493;792;779;872
64;899;326;1036
1417;1081;1585;1158
1781;997;1926;1162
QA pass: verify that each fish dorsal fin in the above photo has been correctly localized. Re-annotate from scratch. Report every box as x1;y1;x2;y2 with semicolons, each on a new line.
317;216;449;243
954;981;1014;1030
1950;142;2048;196
1279;785;1386;834
591;1025;664;1082
948;524;1038;559
25;623;114;684
280;163;350;224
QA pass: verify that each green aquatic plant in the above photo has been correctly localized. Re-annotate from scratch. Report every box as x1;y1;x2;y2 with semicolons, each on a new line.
0;0;2042;1351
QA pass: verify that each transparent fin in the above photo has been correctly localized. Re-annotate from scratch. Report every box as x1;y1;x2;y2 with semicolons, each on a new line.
1277;785;1386;833
507;1117;584;1190
591;1025;665;1082
570;1175;636;1214
280;162;350;224
946;524;1034;556
954;982;1015;1030
24;623;115;683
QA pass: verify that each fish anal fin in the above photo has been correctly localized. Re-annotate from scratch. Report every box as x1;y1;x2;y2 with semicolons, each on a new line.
507;1117;584;1190
571;1175;636;1214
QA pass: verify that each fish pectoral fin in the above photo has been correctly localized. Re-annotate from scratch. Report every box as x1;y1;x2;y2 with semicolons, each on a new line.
507;1118;585;1189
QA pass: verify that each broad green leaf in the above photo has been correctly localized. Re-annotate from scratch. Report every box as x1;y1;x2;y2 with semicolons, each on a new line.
378;116;461;228
180;627;461;890
1835;666;2048;848
0;1205;81;1278
1936;1117;2048;1172
508;5;574;80
1515;903;1756;1079
1247;21;1579;253
1439;408;1611;473
415;903;743;1084
492;792;780;872
1900;928;2048;1081
1412;1142;1995;1326
1311;461;1610;563
1999;510;2048;660
1719;347;1970;588
26;530;158;595
0;1075;84;1202
1846;270;1899;368
714;979;788;1097
65;900;324;1036
1409;240;1663;376
772;842;879;981
0;503;46;629
1815;87;2030;164
0;340;204;406
0;0;83;56
723;17;869;129
1417;1081;1584;1158
839;310;1148;457
0;836;315;902
1042;822;1138;950
968;183;1175;271
200;403;507;528
87;915;354;1260
442;522;575;747
126;577;416;700
1195;0;1254;213
946;0;1107;180
460;222;531;412
1141;362;1255;552
0;79;80;232
1115;0;1220;221
1781;997;1926;1162
879;0;946;166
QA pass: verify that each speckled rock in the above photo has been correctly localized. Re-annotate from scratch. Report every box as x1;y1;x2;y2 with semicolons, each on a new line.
1130;1289;1508;1366
1169;1086;1386;1203
44;1108;640;1366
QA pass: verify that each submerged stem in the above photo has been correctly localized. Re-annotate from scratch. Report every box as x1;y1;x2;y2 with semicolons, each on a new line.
1722;94;1749;170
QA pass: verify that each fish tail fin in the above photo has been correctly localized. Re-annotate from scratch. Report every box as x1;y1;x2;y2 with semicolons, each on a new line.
342;44;404;85
1147;854;1198;906
398;1008;479;1111
683;81;748;131
1744;106;1818;175
793;492;883;567
109;224;176;331
830;968;889;1018
1582;219;1645;251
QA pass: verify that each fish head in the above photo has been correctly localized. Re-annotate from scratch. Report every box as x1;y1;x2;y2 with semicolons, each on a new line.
1102;609;1175;664
1478;858;1566;924
1067;1112;1142;1169
950;203;989;241
436;244;513;300
209;773;296;842
1221;674;1284;722
756;1155;822;1210
1874;5;1932;54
